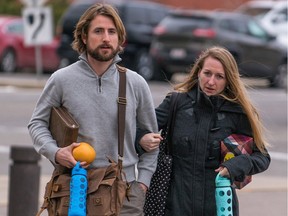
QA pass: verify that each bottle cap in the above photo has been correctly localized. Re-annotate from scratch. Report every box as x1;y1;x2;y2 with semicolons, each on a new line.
72;161;87;176
215;173;231;187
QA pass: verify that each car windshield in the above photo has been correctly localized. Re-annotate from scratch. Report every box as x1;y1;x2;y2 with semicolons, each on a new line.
163;15;212;31
60;4;91;36
126;6;167;26
247;20;268;38
241;8;271;17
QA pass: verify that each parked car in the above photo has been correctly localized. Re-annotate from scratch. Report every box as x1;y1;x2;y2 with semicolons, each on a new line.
56;0;170;80
0;15;60;73
149;10;287;87
235;1;287;47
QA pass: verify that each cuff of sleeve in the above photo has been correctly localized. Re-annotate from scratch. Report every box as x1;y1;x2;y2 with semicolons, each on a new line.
137;169;154;188
135;128;151;155
39;142;60;164
222;154;250;182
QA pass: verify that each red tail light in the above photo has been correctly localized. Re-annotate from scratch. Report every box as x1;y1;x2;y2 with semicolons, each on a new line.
192;28;216;38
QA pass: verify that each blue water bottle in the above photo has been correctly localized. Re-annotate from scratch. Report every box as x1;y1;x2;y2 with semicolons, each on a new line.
68;161;87;216
215;173;233;216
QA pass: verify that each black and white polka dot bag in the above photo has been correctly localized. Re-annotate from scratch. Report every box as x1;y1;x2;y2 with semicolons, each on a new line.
143;130;172;216
144;92;180;216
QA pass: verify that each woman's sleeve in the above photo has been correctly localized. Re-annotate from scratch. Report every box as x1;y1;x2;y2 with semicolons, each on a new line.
221;114;271;182
135;93;172;155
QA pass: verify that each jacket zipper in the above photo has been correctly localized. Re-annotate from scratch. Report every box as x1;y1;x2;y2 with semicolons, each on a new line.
98;77;102;93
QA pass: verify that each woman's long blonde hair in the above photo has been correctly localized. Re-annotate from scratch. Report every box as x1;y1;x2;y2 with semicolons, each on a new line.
175;46;269;153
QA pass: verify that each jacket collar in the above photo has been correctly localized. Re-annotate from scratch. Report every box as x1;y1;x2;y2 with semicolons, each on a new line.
79;52;122;64
186;85;245;114
78;53;123;78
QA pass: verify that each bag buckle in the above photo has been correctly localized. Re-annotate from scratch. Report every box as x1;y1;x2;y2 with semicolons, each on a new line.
126;183;131;201
117;97;127;105
52;184;62;192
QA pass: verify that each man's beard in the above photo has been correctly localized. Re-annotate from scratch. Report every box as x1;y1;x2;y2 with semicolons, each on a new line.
87;44;120;62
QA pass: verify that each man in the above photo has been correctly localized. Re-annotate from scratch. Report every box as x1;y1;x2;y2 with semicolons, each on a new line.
28;3;161;215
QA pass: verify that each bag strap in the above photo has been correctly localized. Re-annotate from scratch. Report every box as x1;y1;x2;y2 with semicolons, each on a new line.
166;92;181;155
116;65;130;206
117;64;127;170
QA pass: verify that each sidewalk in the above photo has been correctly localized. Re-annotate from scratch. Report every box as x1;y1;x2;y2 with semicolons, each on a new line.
0;73;49;89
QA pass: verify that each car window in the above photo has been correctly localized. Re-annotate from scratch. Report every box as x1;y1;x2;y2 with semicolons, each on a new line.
60;4;91;35
126;6;146;24
247;20;267;38
273;8;288;24
220;17;268;39
162;15;212;32
6;20;23;35
242;7;271;16
149;8;168;26
125;5;167;26
219;18;247;34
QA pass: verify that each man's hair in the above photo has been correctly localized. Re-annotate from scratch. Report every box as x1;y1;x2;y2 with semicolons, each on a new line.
72;3;126;54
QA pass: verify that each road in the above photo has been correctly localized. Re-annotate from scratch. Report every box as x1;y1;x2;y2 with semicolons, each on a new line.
0;76;287;215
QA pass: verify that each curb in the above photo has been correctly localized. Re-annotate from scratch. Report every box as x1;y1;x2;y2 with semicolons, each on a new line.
0;74;270;89
0;74;49;89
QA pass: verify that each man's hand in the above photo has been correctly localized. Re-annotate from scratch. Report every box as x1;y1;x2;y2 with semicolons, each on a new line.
138;182;148;193
55;142;80;168
139;133;162;152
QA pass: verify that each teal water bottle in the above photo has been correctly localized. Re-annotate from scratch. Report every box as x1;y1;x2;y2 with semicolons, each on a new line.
68;161;87;216
215;173;233;216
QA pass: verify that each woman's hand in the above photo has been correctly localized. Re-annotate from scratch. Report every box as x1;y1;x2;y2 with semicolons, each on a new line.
215;166;230;178
139;133;162;152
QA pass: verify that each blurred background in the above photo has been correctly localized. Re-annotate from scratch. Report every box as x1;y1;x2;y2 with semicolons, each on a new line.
0;0;286;88
0;0;287;215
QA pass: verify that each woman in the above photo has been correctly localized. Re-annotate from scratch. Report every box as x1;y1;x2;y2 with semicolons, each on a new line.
139;46;270;215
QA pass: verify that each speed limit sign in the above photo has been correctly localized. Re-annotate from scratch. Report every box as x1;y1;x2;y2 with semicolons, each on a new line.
22;6;53;46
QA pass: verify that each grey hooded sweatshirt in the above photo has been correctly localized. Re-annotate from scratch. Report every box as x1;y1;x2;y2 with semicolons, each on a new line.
28;53;159;187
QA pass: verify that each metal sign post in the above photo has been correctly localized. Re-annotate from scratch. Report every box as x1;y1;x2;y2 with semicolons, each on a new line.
35;45;42;77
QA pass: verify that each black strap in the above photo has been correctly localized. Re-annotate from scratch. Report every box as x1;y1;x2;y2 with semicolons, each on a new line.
117;65;127;169
166;92;180;155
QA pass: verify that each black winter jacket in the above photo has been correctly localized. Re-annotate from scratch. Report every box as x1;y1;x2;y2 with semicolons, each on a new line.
155;87;270;216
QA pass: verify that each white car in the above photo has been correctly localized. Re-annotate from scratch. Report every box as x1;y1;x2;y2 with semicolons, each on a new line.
236;1;287;46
